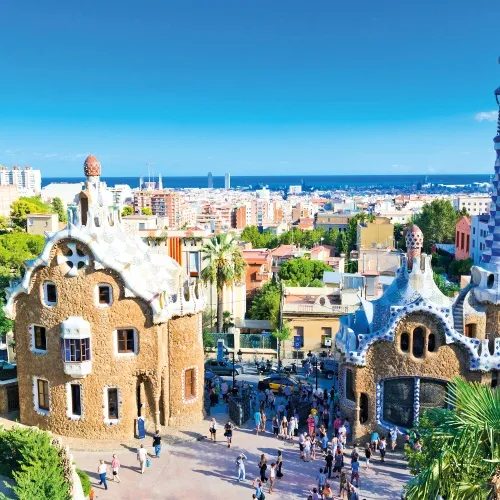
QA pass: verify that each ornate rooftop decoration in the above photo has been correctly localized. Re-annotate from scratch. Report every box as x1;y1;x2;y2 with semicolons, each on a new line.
83;155;101;177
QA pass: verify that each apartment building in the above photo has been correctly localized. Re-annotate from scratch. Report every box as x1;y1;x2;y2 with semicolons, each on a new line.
454;195;491;216
470;214;489;265
242;249;273;298
133;190;185;227
455;216;471;260
0;185;19;217
356;217;394;250
0;165;41;194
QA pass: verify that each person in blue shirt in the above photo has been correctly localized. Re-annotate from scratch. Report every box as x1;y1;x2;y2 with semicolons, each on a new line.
254;410;262;435
370;431;379;452
351;457;360;487
321;435;329;454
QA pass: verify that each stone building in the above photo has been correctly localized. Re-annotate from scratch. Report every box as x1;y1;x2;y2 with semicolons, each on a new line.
335;91;500;441
3;155;205;440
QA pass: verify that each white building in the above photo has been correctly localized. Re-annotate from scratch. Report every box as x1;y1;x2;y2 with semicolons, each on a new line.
42;182;84;206
288;185;302;195
108;184;133;208
224;172;231;190
0;165;42;194
470;214;489;265
454;195;491;216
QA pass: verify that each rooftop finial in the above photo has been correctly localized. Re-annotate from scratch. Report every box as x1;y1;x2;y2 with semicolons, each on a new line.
495;56;500;136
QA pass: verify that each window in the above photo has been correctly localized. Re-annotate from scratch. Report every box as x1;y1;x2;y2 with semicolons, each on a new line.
107;388;119;419
97;284;112;305
382;378;414;428
43;281;57;306
34;326;47;351
322;327;332;337
64;338;91;362
488;274;495;289
70;384;82;416
400;332;409;352
359;393;369;424
37;379;50;411
492;371;499;389
117;329;136;354
427;333;436;352
345;368;355;402
419;379;447;415
294;326;304;348
412;327;425;358
184;368;196;399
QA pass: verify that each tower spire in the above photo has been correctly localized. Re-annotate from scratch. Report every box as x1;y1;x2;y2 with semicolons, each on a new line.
480;59;500;269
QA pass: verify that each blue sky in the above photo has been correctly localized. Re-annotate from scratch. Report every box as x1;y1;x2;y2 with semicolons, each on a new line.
1;0;499;177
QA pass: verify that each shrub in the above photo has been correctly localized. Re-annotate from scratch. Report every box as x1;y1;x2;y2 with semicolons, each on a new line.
76;469;91;496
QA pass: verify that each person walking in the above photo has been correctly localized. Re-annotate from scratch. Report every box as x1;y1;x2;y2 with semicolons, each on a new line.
209;417;217;442
224;420;234;448
351;455;360;487
304;435;312;462
97;459;108;490
269;463;276;493
137;444;148;474
272;415;279;437
364;443;372;469
324;449;334;479
276;450;283;479
370;430;379;452
323;407;330;432
287;415;295;441
333;416;342;437
260;410;267;433
258;454;268;483
332;448;343;478
254;409;262;435
111;454;121;483
339;471;348;499
316;467;327;493
152;430;162;457
379;435;387;462
307;414;316;436
236;453;247;482
299;432;306;459
323;483;334;499
252;478;265;500
389;426;402;451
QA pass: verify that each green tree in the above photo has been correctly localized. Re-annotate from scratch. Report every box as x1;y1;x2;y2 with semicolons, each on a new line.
10;198;51;230
0;427;70;500
433;272;460;297
201;233;247;332
278;258;331;287
141;207;152;216
202;331;215;351
336;232;348;256
272;320;291;369
51;197;67;223
405;378;500;500
448;258;473;281
413;200;459;252
394;222;406;250
248;280;281;327
0;307;13;336
0;216;9;233
121;206;134;216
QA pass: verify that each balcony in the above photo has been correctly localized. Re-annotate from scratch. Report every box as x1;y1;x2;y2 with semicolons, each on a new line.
255;272;270;282
61;316;92;379
63;361;92;378
283;303;353;315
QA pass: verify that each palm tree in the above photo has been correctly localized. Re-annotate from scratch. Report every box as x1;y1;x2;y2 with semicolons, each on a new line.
201;233;247;333
405;377;500;500
222;311;234;333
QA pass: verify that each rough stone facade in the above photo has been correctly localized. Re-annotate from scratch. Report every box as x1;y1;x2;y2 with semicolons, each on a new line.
339;312;485;442
11;239;203;439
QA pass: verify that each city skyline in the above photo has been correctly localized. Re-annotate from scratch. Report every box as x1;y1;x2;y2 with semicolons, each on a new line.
1;0;499;177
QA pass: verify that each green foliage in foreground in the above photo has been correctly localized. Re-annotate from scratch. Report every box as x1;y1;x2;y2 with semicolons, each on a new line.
0;426;70;500
404;378;500;500
76;469;91;496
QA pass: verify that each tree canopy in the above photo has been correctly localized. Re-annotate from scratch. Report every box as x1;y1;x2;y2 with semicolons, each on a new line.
278;258;332;287
121;206;134;216
51;197;67;223
405;378;500;500
248;280;281;328
413;199;459;252
10;197;52;230
141;207;152;216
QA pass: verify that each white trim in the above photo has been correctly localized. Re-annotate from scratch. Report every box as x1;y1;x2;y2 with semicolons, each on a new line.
113;328;138;357
0;378;18;385
65;381;83;421
181;366;198;405
95;283;113;308
103;386;121;425
29;324;47;355
32;376;50;416
42;281;58;307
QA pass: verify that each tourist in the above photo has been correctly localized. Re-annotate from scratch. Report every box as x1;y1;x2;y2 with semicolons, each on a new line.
111;454;121;483
299;432;306;459
343;418;351;444
324;449;334;479
272;415;279;437
339;471;348;499
209;417;217;442
350;443;359;462
284;384;292;400
97;459;108;490
309;487;321;500
370;430;379;452
364;443;371;469
268;391;275;411
323;483;334;499
209;386;217;407
269;463;276;493
310;433;317;460
333;448;344;478
379;435;387;462
351;455;360;487
152;430;162;457
316;467;327;492
348;483;360;500
276;450;283;478
307;414;316;436
287;415;295;440
221;381;228;402
304;435;312;462
279;416;288;440
236;453;247;482
252;478;265;499
258;454;268;482
321;433;329;455
137;444;147;474
254;409;262;435
277;401;286;421
293;409;300;436
260;410;267;432
224;420;234;448
390;426;402;451
323;407;330;431
333;415;343;437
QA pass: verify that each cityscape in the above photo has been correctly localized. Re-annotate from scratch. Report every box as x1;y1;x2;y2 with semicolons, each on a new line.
1;2;500;500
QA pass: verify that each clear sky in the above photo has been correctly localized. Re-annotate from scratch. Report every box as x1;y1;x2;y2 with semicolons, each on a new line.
1;0;499;177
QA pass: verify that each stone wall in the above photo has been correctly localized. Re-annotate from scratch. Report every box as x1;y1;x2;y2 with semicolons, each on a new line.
340;312;484;442
12;240;204;439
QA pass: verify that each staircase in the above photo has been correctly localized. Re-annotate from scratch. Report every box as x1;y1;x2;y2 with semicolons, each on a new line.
452;284;474;335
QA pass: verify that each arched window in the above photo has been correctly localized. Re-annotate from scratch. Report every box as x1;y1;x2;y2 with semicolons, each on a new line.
382;378;414;428
345;368;355;402
412;327;425;358
428;333;436;352
488;274;495;289
359;393;369;424
400;332;409;352
419;379;447;416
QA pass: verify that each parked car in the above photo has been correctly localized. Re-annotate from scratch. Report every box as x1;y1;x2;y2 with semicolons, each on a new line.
258;374;312;393
319;359;339;380
205;359;244;376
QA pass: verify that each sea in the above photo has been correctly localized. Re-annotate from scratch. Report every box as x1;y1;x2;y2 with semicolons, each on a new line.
41;174;492;191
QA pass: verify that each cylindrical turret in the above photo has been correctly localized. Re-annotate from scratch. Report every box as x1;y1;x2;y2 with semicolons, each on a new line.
406;224;423;271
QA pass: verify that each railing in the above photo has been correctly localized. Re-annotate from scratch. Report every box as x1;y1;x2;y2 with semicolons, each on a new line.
255;272;270;282
228;387;253;426
239;334;277;350
283;303;350;314
205;333;234;348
